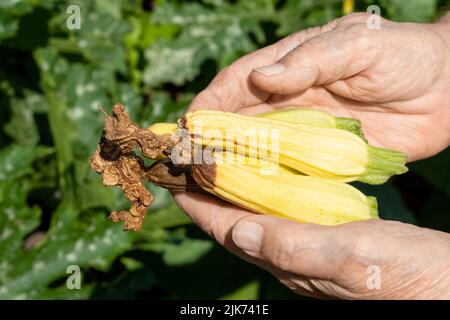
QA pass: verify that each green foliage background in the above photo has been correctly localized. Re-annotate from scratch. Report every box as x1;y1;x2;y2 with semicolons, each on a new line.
0;0;449;299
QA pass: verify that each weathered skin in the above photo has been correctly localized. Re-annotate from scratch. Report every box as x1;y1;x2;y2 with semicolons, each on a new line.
174;13;450;299
147;159;206;194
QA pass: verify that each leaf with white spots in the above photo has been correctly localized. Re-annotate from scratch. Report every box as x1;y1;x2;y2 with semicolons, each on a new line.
381;0;437;22
3;92;44;146
0;0;34;41
0;145;35;181
0;145;41;270
143;0;273;86
0;179;41;273
0;205;134;299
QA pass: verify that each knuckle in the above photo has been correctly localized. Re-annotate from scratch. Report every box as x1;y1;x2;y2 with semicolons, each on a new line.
291;27;317;42
189;89;220;111
265;233;297;271
320;19;339;32
340;12;372;24
344;23;370;35
210;206;240;244
341;224;378;262
284;43;314;67
339;12;391;30
191;89;210;105
205;66;239;106
214;66;235;85
340;24;375;49
278;276;301;292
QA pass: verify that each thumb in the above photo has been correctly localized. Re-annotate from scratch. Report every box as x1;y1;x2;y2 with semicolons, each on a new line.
250;25;378;95
231;214;349;279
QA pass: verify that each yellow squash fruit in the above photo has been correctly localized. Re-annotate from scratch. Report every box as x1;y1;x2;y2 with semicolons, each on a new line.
190;154;378;225
148;107;365;139
259;107;366;140
147;122;178;135
91;104;405;230
182;110;407;184
147;108;366;164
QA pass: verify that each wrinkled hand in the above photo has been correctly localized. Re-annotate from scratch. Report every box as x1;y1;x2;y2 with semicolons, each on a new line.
174;13;450;299
189;13;450;161
175;197;450;299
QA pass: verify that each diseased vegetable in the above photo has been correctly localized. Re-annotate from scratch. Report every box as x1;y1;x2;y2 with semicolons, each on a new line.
259;107;366;140
90;104;407;231
146;108;367;164
148;107;366;141
183;110;407;184
191;155;378;225
146;156;377;224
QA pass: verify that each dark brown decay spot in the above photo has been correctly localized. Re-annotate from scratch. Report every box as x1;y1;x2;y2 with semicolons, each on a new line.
90;103;211;231
191;163;217;192
147;159;206;193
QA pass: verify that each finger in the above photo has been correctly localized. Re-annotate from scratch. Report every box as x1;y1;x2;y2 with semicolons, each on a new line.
172;192;289;268
172;191;338;297
172;191;254;246
172;191;359;298
173;191;348;280
231;214;350;279
250;23;381;95
188;23;337;113
236;103;275;116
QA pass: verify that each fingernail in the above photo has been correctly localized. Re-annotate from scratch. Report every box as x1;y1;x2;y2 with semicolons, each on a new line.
254;63;285;76
232;221;263;257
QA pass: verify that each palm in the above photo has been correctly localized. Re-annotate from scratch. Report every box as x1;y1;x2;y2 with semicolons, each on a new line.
179;13;450;299
173;191;450;299
191;16;450;161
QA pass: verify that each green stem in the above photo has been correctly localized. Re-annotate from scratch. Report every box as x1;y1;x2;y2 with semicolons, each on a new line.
360;146;408;185
335;117;367;141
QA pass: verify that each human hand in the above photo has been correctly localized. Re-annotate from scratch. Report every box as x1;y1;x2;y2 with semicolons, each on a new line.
189;13;450;161
175;195;450;299
173;13;450;299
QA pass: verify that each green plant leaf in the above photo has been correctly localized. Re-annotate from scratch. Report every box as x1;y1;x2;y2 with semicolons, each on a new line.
3;92;44;146
0;11;19;41
0;0;35;41
142;204;192;230
143;0;273;86
0;180;41;269
77;179;116;212
276;0;340;36
354;182;417;224
417;191;450;233
410;148;450;197
0;204;134;299
0;144;35;181
220;281;260;300
380;0;437;22
159;238;214;267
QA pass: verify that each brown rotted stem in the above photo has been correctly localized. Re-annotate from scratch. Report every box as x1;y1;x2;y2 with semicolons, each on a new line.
146;159;206;194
